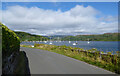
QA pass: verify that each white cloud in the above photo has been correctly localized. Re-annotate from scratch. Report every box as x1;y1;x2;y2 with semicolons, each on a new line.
1;5;118;35
99;16;118;22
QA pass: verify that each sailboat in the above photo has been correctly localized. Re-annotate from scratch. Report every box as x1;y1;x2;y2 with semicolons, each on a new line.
49;37;53;44
44;38;47;43
69;37;71;43
69;41;71;43
73;40;78;45
58;37;61;42
44;41;47;43
73;43;76;45
73;34;78;45
87;39;90;44
49;42;52;44
76;40;78;44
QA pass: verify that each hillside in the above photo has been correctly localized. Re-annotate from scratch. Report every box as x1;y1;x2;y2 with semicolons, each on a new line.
15;31;49;41
15;31;120;41
61;33;120;41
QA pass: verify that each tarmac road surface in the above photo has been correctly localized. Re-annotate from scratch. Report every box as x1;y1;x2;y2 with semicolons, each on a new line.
21;47;114;74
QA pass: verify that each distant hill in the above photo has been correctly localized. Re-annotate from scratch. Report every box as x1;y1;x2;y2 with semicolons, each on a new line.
61;33;120;41
15;31;48;41
45;35;69;40
15;31;120;41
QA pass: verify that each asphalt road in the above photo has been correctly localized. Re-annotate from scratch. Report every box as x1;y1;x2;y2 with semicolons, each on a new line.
21;47;114;74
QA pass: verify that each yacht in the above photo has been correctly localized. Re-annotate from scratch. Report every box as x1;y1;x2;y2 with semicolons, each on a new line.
44;41;47;43
58;37;61;42
49;37;53;44
69;37;71;43
49;42;52;44
88;41;90;44
73;43;76;45
73;41;78;45
87;39;90;44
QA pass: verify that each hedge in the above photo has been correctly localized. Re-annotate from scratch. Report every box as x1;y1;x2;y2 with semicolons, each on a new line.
1;23;20;57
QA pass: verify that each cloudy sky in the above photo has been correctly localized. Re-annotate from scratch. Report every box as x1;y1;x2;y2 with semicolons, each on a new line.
1;2;118;36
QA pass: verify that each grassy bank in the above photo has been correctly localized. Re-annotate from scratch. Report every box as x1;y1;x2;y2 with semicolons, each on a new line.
21;44;120;74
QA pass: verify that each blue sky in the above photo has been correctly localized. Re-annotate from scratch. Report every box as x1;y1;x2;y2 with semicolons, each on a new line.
2;2;118;16
1;2;118;35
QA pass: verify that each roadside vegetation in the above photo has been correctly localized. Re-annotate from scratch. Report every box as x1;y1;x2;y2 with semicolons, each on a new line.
2;23;30;74
21;44;120;74
0;23;2;72
2;23;20;57
0;23;2;55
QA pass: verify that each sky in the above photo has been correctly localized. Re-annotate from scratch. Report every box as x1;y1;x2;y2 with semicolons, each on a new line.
1;2;118;36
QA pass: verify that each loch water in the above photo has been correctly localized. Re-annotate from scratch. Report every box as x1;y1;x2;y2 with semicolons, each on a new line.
21;41;120;54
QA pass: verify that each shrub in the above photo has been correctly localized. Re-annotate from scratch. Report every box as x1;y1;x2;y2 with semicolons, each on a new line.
1;23;20;57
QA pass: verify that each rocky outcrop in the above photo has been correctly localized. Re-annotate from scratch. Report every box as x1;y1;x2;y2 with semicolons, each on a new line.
1;23;30;75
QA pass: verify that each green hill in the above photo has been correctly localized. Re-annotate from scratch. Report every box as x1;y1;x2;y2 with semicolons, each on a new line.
15;31;119;41
15;31;49;41
61;33;120;41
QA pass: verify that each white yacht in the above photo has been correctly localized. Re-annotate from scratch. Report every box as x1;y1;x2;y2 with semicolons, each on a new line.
69;37;71;43
87;39;90;44
58;37;61;42
44;41;47;43
49;42;52;44
73;43;76;45
49;37;53;44
88;41;90;44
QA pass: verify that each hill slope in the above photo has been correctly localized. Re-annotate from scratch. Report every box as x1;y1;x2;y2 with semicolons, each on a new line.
61;33;120;41
15;31;48;41
15;31;120;41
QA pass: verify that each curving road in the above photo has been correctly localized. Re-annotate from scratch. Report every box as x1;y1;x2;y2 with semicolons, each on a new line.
20;47;114;74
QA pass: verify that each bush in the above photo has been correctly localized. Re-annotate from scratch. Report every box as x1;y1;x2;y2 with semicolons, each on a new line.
1;23;20;57
0;23;1;68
